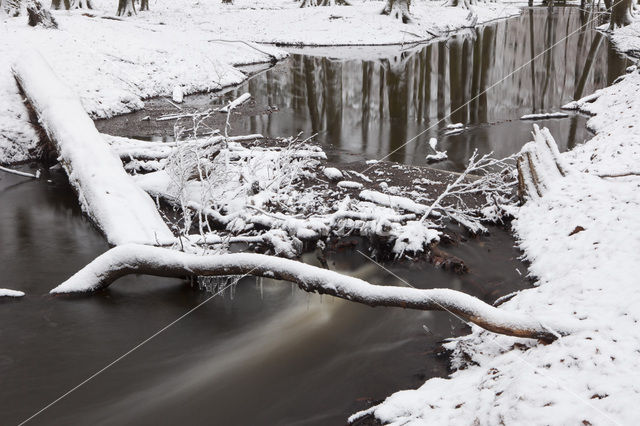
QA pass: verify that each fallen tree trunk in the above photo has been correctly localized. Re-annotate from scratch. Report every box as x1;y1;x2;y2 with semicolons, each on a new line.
51;244;577;342
12;50;174;245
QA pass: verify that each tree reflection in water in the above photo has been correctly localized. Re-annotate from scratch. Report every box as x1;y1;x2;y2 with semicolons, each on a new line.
238;7;630;170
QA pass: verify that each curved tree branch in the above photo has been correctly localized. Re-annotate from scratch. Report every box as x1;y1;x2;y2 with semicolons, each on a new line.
51;244;577;342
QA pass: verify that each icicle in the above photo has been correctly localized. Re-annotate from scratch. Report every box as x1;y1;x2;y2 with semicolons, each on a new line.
197;275;241;295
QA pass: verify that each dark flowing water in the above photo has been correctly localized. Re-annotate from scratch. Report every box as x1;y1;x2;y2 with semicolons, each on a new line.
0;7;631;426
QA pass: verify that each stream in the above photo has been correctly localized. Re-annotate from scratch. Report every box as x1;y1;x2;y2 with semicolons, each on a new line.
0;6;632;426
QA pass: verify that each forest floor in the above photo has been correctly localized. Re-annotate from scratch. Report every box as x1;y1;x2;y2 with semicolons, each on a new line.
0;0;519;164
353;17;640;426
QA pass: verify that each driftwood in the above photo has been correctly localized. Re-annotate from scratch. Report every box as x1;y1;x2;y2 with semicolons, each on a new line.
51;244;577;342
12;50;174;245
516;125;567;201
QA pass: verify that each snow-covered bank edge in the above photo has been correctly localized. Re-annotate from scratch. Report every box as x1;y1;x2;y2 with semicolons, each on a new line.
351;24;640;426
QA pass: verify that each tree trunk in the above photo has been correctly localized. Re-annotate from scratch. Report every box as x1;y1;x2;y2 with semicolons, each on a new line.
300;0;349;6
117;0;135;16
445;0;476;9
609;0;633;29
51;244;578;343
381;0;411;23
27;0;58;28
51;0;92;9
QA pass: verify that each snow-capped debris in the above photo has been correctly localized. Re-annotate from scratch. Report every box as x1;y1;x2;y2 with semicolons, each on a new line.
337;180;363;190
172;86;184;104
220;92;251;113
359;190;430;215
428;137;438;151
443;128;465;136
520;112;569;120
323;167;343;181
0;289;24;297
443;123;466;135
626;65;637;73
347;170;372;183
561;92;600;110
516;125;569;200
426;151;448;163
426;137;448;163
391;221;440;256
365;159;379;165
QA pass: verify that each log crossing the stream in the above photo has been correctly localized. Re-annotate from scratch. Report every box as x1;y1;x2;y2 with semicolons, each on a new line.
12;50;174;245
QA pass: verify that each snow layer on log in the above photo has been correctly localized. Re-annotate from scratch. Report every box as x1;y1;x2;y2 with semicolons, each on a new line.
12;50;174;245
51;244;576;343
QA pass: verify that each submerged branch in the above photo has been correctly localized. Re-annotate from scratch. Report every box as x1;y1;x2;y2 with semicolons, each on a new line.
51;244;577;342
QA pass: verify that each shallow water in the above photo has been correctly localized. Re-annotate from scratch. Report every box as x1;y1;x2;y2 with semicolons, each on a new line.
1;6;631;426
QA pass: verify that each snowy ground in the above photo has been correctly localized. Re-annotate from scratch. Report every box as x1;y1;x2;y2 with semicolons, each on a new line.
0;0;519;165
352;21;640;426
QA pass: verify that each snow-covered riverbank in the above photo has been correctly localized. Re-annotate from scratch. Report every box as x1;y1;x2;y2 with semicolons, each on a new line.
0;0;520;165
352;22;640;426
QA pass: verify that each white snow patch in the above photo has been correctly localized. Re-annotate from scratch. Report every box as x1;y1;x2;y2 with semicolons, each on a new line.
172;86;184;104
323;167;343;181
0;289;25;297
426;151;448;163
337;180;363;190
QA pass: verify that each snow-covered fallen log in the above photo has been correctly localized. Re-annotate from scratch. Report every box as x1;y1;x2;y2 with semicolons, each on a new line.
12;50;174;245
516;125;568;200
103;133;265;161
51;244;576;342
520;112;569;120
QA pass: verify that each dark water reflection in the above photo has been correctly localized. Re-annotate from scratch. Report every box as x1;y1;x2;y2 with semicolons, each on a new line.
224;7;629;169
